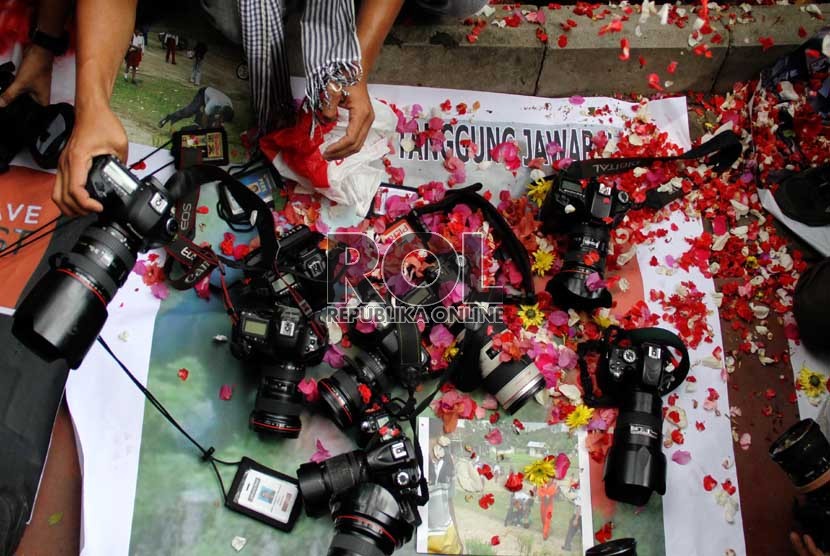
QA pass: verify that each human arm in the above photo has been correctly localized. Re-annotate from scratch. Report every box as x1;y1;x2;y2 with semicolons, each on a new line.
322;0;404;160
52;0;137;216
792;533;826;556
0;0;72;107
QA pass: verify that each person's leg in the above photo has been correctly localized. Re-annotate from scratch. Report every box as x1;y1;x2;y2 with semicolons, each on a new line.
171;44;176;64
160;88;206;126
165;42;170;62
130;66;137;83
562;509;579;550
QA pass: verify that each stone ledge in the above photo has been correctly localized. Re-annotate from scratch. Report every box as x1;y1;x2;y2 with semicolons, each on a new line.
287;4;828;98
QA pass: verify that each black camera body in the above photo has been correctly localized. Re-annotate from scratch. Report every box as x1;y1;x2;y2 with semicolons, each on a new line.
0;62;74;173
540;173;632;311
13;156;178;369
229;302;326;437
274;225;328;303
580;327;688;507
230;305;324;364
297;432;423;556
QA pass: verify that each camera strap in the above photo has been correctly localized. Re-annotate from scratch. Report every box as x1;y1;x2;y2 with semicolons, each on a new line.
578;326;690;406
558;130;742;209
162;165;279;291
401;184;536;305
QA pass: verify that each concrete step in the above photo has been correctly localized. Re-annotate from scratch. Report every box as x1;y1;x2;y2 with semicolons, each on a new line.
364;3;829;97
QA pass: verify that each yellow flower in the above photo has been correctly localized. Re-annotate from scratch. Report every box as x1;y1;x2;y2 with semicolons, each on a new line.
531;250;555;276
518;304;544;329
565;404;595;430
799;366;827;399
523;458;556;487
528;178;553;205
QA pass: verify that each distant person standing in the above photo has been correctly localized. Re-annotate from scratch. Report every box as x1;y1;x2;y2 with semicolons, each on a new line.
164;32;178;64
190;41;208;86
123;29;145;84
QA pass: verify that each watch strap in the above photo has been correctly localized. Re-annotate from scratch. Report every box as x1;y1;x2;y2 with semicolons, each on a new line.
31;29;69;56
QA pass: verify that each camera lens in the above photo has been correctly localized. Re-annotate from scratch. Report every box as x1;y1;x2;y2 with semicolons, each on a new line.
770;419;830;492
586;538;637;555
298;451;368;517
319;368;366;430
480;352;545;415
328;484;414;556
319;352;389;430
250;360;305;438
603;389;666;506
13;223;139;369
546;223;612;311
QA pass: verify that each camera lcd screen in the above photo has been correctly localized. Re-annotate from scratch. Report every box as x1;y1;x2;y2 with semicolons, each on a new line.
243;319;268;337
103;160;138;195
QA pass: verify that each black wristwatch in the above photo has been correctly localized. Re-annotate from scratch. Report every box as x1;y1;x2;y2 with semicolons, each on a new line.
30;28;69;56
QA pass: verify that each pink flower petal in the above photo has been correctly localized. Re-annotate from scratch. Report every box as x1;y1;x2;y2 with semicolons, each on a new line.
739;433;751;450
219;384;233;401
484;428;503;445
298;378;319;403
569;95;585;105
310;439;331;463
671;450;692;465
151;282;169;300
555;453;570;479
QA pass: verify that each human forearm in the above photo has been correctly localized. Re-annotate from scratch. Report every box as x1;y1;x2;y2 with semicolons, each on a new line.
74;0;137;109
355;0;403;75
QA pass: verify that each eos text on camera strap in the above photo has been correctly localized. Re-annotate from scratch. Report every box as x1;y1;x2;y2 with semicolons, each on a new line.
578;326;691;406
162;165;280;291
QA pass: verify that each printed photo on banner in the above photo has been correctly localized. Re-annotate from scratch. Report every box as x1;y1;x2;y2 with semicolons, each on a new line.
110;5;252;162
416;417;590;556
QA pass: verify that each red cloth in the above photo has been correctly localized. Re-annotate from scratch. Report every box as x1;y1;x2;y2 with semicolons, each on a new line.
125;48;142;68
259;110;337;190
0;0;32;55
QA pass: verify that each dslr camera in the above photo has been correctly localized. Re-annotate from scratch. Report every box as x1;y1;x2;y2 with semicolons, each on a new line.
0;62;74;173
14;155;179;368
229;225;330;437
318;282;430;431
587;538;638;556
770;418;830;551
453;308;546;415
579;326;688;506
539;173;632;311
230;302;326;437
297;430;423;556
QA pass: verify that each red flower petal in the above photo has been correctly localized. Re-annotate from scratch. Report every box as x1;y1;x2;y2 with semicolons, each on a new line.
798;26;808;38
177;368;189;381
491;536;500;546
557;34;568;48
196;206;209;214
703;474;717;491
505;472;524;492
478;493;495;509
647;73;663;91
130;160;147;171
667;61;678;74
619;38;630;61
758;36;774;51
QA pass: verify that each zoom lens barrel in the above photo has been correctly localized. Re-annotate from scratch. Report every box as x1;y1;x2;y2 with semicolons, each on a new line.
250;360;305;438
770;418;830;491
328;484;414;556
297;451;368;517
13;223;139;369
586;538;638;556
547;223;612;310
603;389;666;506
